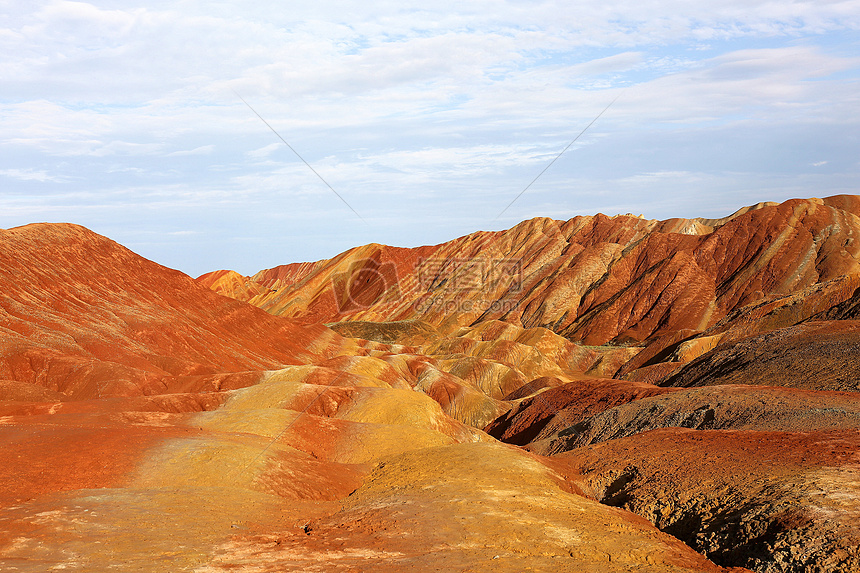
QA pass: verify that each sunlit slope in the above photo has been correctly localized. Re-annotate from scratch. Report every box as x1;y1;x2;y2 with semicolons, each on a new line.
202;195;860;345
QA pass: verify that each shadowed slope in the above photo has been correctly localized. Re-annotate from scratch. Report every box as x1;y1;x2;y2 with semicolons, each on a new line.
485;378;677;445
661;321;860;392
529;384;860;454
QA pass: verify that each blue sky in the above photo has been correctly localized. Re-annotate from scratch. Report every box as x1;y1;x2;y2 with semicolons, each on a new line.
1;0;859;277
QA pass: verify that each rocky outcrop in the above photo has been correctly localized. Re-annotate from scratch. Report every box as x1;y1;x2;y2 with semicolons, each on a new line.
529;384;860;454
485;378;677;445
661;321;860;392
557;428;860;573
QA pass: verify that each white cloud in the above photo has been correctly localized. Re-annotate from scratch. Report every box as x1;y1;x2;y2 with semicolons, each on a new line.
618;170;702;184
0;168;65;182
166;145;215;157
609;45;860;125
0;0;858;276
246;142;283;160
91;140;163;157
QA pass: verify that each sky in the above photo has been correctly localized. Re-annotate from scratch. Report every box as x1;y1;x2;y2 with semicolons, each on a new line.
1;0;859;277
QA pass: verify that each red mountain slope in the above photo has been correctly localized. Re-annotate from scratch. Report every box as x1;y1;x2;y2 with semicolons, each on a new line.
0;223;348;399
201;195;860;346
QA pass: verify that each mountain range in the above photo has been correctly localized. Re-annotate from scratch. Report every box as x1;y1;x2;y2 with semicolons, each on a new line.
1;195;859;572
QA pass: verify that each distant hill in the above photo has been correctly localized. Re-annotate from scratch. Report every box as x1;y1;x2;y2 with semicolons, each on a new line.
200;195;860;345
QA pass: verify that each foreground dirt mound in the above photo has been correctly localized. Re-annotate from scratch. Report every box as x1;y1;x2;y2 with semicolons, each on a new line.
557;428;860;573
482;352;860;572
195;442;747;573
